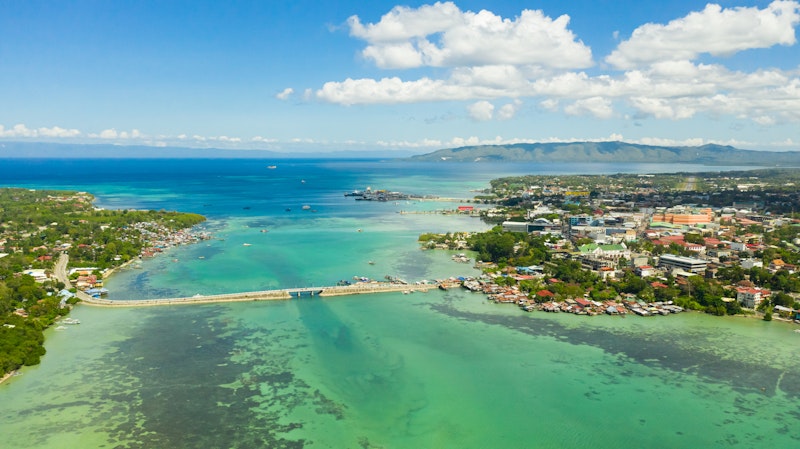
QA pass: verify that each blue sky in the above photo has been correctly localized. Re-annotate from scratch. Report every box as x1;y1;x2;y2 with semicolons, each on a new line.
1;0;799;153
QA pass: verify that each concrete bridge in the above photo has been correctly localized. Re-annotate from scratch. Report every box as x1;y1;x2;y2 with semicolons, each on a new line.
75;282;434;307
56;255;436;307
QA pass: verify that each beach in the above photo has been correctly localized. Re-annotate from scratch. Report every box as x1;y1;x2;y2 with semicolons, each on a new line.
0;370;17;386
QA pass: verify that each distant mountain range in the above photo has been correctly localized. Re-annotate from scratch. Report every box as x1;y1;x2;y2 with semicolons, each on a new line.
0;141;415;159
409;141;800;165
3;140;800;165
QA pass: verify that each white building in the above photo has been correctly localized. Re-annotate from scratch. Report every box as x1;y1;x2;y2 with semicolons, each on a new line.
658;254;707;274
729;242;747;251
23;269;49;282
736;287;771;309
740;259;763;270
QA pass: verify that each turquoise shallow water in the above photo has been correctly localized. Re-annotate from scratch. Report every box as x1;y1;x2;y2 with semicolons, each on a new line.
1;159;798;448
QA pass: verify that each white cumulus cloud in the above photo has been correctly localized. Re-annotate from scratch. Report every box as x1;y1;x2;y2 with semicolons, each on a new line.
276;88;294;100
317;77;460;105
317;1;800;130
37;126;81;138
376;138;444;148
0;124;81;138
92;129;120;139
497;100;522;120
564;97;614;119
467;100;495;121
539;99;559;111
628;97;697;120
348;1;592;69
88;128;147;140
606;1;800;69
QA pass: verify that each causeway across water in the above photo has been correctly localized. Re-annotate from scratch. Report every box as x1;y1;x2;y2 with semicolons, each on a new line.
55;255;435;307
79;283;434;307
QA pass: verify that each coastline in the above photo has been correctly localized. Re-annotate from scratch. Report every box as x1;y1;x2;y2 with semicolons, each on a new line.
101;257;140;282
0;370;18;386
85;222;212;292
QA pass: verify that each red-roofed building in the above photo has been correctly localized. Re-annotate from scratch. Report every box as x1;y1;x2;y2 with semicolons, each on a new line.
76;275;99;290
636;265;654;277
736;287;771;309
513;274;536;281
644;230;660;239
682;242;705;253
768;259;796;273
661;235;685;243
736;218;760;226
599;266;616;280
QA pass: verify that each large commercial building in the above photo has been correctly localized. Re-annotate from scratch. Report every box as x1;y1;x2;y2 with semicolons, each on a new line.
658;254;708;274
652;207;714;225
502;219;561;234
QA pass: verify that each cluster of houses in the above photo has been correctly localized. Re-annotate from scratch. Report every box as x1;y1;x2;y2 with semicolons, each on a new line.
460;274;685;317
493;202;800;317
536;298;684;316
5;219;210;301
131;221;211;258
68;267;108;294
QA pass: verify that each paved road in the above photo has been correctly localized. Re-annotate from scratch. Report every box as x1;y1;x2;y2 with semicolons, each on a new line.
54;253;94;303
53;253;71;287
683;176;697;191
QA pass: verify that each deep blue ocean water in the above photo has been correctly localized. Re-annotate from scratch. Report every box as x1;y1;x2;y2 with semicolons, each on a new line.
0;158;798;449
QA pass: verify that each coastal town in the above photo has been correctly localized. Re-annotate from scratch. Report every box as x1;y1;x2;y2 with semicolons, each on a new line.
0;188;207;379
424;168;800;324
